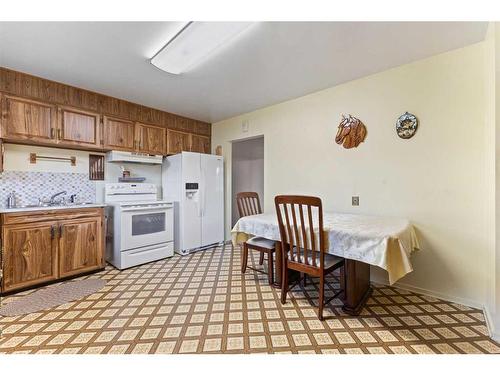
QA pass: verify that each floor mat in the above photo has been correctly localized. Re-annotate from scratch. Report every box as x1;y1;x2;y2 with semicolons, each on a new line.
0;279;106;317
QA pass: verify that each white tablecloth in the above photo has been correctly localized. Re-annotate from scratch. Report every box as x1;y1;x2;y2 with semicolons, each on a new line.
231;212;420;285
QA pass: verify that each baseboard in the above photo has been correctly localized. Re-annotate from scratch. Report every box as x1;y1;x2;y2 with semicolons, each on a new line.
370;274;483;310
483;306;498;342
493;331;500;342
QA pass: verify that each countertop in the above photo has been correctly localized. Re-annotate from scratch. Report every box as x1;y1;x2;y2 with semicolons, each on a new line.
0;203;107;213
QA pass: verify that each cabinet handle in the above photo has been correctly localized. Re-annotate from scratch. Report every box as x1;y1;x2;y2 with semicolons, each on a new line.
58;128;63;140
50;128;55;139
59;224;63;237
50;225;56;239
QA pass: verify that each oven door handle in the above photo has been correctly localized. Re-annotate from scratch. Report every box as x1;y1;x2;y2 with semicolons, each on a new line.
121;205;172;212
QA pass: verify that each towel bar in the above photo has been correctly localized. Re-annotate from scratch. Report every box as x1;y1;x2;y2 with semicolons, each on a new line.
29;153;76;166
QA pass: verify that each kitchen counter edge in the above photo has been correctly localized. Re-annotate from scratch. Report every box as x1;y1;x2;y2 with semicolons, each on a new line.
0;204;107;214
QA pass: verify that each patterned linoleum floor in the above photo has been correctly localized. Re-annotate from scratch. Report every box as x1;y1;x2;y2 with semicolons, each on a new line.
1;245;499;354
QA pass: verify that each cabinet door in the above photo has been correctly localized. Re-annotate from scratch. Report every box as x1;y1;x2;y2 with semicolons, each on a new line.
103;116;135;151
0;139;4;173
0;94;57;143
58;217;103;278
167;129;191;155
190;134;211;154
2;222;58;293
58;106;102;149
135;122;166;155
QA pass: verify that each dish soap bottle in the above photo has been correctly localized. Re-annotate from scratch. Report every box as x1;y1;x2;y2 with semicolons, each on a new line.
7;191;16;208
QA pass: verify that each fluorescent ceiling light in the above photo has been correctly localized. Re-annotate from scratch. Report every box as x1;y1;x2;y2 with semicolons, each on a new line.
151;22;255;75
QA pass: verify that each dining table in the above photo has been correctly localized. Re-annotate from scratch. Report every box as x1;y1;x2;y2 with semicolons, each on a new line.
232;211;420;315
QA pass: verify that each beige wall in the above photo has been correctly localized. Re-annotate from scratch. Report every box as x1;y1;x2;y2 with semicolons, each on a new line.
493;22;500;341
213;42;492;309
483;23;497;339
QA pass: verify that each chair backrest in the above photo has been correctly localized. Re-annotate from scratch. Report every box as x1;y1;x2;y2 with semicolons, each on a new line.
274;195;325;269
236;192;262;218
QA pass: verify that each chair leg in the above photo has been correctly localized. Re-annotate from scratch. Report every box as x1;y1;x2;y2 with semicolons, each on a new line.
281;261;288;305
318;275;325;320
259;251;265;265
241;243;248;273
267;251;274;285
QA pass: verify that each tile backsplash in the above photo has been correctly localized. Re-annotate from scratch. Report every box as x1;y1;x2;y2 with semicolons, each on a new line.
0;171;96;208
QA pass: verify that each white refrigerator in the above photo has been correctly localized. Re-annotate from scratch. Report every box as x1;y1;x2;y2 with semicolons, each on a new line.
162;152;224;255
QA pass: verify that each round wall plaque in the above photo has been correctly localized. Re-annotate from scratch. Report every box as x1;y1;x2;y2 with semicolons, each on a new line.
396;112;418;139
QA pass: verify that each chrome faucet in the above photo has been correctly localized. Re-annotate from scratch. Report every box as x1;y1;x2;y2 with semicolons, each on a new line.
49;191;67;205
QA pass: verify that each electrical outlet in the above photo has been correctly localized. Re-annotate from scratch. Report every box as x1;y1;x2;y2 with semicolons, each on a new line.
352;196;359;206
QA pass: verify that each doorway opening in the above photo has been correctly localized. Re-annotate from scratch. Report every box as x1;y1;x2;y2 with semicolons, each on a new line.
231;136;264;226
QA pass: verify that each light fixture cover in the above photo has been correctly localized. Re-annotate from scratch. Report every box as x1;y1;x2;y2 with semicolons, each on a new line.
151;22;254;75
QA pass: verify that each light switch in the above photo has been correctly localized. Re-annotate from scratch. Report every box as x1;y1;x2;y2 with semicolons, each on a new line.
242;120;249;132
352;196;359;206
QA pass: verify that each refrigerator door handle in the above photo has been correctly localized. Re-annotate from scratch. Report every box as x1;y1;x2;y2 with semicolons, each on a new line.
201;167;206;217
194;192;201;217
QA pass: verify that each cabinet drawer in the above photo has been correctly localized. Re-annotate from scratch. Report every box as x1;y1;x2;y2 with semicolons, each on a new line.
2;208;103;226
119;242;174;270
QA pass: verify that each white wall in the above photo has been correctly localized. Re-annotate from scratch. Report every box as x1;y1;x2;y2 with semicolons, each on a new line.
213;42;492;309
3;144;163;201
231;137;264;225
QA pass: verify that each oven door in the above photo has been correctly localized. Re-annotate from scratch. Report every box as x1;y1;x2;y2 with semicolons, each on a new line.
120;204;173;251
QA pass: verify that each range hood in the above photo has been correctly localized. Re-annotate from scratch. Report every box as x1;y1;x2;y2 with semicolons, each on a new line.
106;151;163;164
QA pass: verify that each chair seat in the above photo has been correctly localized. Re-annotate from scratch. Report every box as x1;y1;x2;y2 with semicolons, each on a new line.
289;249;344;269
246;236;276;250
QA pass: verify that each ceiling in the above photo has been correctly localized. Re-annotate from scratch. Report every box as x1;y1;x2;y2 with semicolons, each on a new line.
0;22;488;123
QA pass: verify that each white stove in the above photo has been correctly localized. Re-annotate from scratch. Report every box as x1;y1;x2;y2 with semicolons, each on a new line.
105;183;174;269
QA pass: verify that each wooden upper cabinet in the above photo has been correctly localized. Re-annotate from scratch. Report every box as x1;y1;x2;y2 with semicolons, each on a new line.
58;217;103;278
0;94;57;143
57;106;102;149
190;134;211;154
0;139;4;173
174;116;191;132
103;115;135;152
167;129;191;155
135;122;166;155
1;222;58;293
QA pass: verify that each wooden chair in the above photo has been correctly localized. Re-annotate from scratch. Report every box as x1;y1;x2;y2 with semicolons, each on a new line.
274;195;345;320
237;192;276;285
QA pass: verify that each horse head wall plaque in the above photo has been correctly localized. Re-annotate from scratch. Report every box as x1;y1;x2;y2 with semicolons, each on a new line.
335;114;367;149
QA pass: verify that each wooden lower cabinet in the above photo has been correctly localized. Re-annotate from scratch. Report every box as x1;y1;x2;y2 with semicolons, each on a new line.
59;217;103;278
1;222;58;293
0;208;104;294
